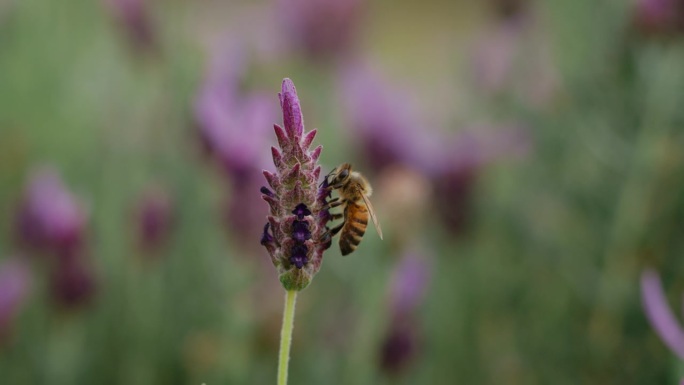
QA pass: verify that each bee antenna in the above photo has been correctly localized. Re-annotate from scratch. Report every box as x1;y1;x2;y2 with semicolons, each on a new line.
319;167;338;187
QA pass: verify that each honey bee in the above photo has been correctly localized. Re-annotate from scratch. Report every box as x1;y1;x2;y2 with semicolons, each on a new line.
323;163;383;255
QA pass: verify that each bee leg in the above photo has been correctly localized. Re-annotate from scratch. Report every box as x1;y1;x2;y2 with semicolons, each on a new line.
329;222;345;237
323;222;345;239
330;213;343;221
323;198;343;210
325;182;346;191
321;232;333;249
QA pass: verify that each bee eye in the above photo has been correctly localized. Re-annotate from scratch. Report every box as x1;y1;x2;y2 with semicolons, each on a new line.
339;169;349;179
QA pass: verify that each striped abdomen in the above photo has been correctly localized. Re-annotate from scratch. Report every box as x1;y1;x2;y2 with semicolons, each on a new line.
339;202;368;256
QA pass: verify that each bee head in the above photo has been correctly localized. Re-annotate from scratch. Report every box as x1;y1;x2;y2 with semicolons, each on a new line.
329;163;352;186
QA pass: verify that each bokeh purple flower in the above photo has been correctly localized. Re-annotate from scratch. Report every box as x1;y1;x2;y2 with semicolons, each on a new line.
135;185;174;253
15;167;87;255
337;63;426;174
472;19;522;95
389;251;431;316
194;43;279;246
633;0;684;36
194;43;272;174
432;164;478;235
15;167;97;309
428;126;530;235
260;78;329;291
0;258;31;343
340;62;531;236
640;269;684;360
195;42;244;156
278;0;365;61
103;0;157;54
471;5;558;106
489;0;528;19
51;252;96;309
380;322;418;376
380;251;431;375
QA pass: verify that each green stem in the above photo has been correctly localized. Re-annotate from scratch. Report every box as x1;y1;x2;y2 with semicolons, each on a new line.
277;290;297;385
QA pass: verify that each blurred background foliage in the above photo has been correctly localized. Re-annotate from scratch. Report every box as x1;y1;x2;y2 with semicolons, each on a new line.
2;0;684;384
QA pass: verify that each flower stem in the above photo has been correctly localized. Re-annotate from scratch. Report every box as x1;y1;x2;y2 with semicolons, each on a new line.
278;289;297;385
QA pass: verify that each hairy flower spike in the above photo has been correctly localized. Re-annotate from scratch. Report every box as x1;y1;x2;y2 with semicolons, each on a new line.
261;79;330;291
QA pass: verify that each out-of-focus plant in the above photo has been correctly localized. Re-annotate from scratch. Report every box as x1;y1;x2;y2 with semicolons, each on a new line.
4;1;683;383
380;250;431;376
0;0;15;25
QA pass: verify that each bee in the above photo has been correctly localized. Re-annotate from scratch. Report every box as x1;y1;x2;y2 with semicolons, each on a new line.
323;163;383;255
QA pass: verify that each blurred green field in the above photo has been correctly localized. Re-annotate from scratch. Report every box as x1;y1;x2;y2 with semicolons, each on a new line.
2;0;684;384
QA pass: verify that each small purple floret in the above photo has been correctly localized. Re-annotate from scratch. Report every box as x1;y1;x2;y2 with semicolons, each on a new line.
290;244;309;269
292;203;312;219
261;223;274;245
260;186;275;197
291;243;308;256
292;221;311;242
290;255;308;269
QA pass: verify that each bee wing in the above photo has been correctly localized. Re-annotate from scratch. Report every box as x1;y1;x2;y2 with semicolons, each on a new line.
360;192;383;240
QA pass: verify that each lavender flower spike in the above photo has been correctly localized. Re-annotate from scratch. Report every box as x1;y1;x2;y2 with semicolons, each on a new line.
261;79;328;291
640;269;684;360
